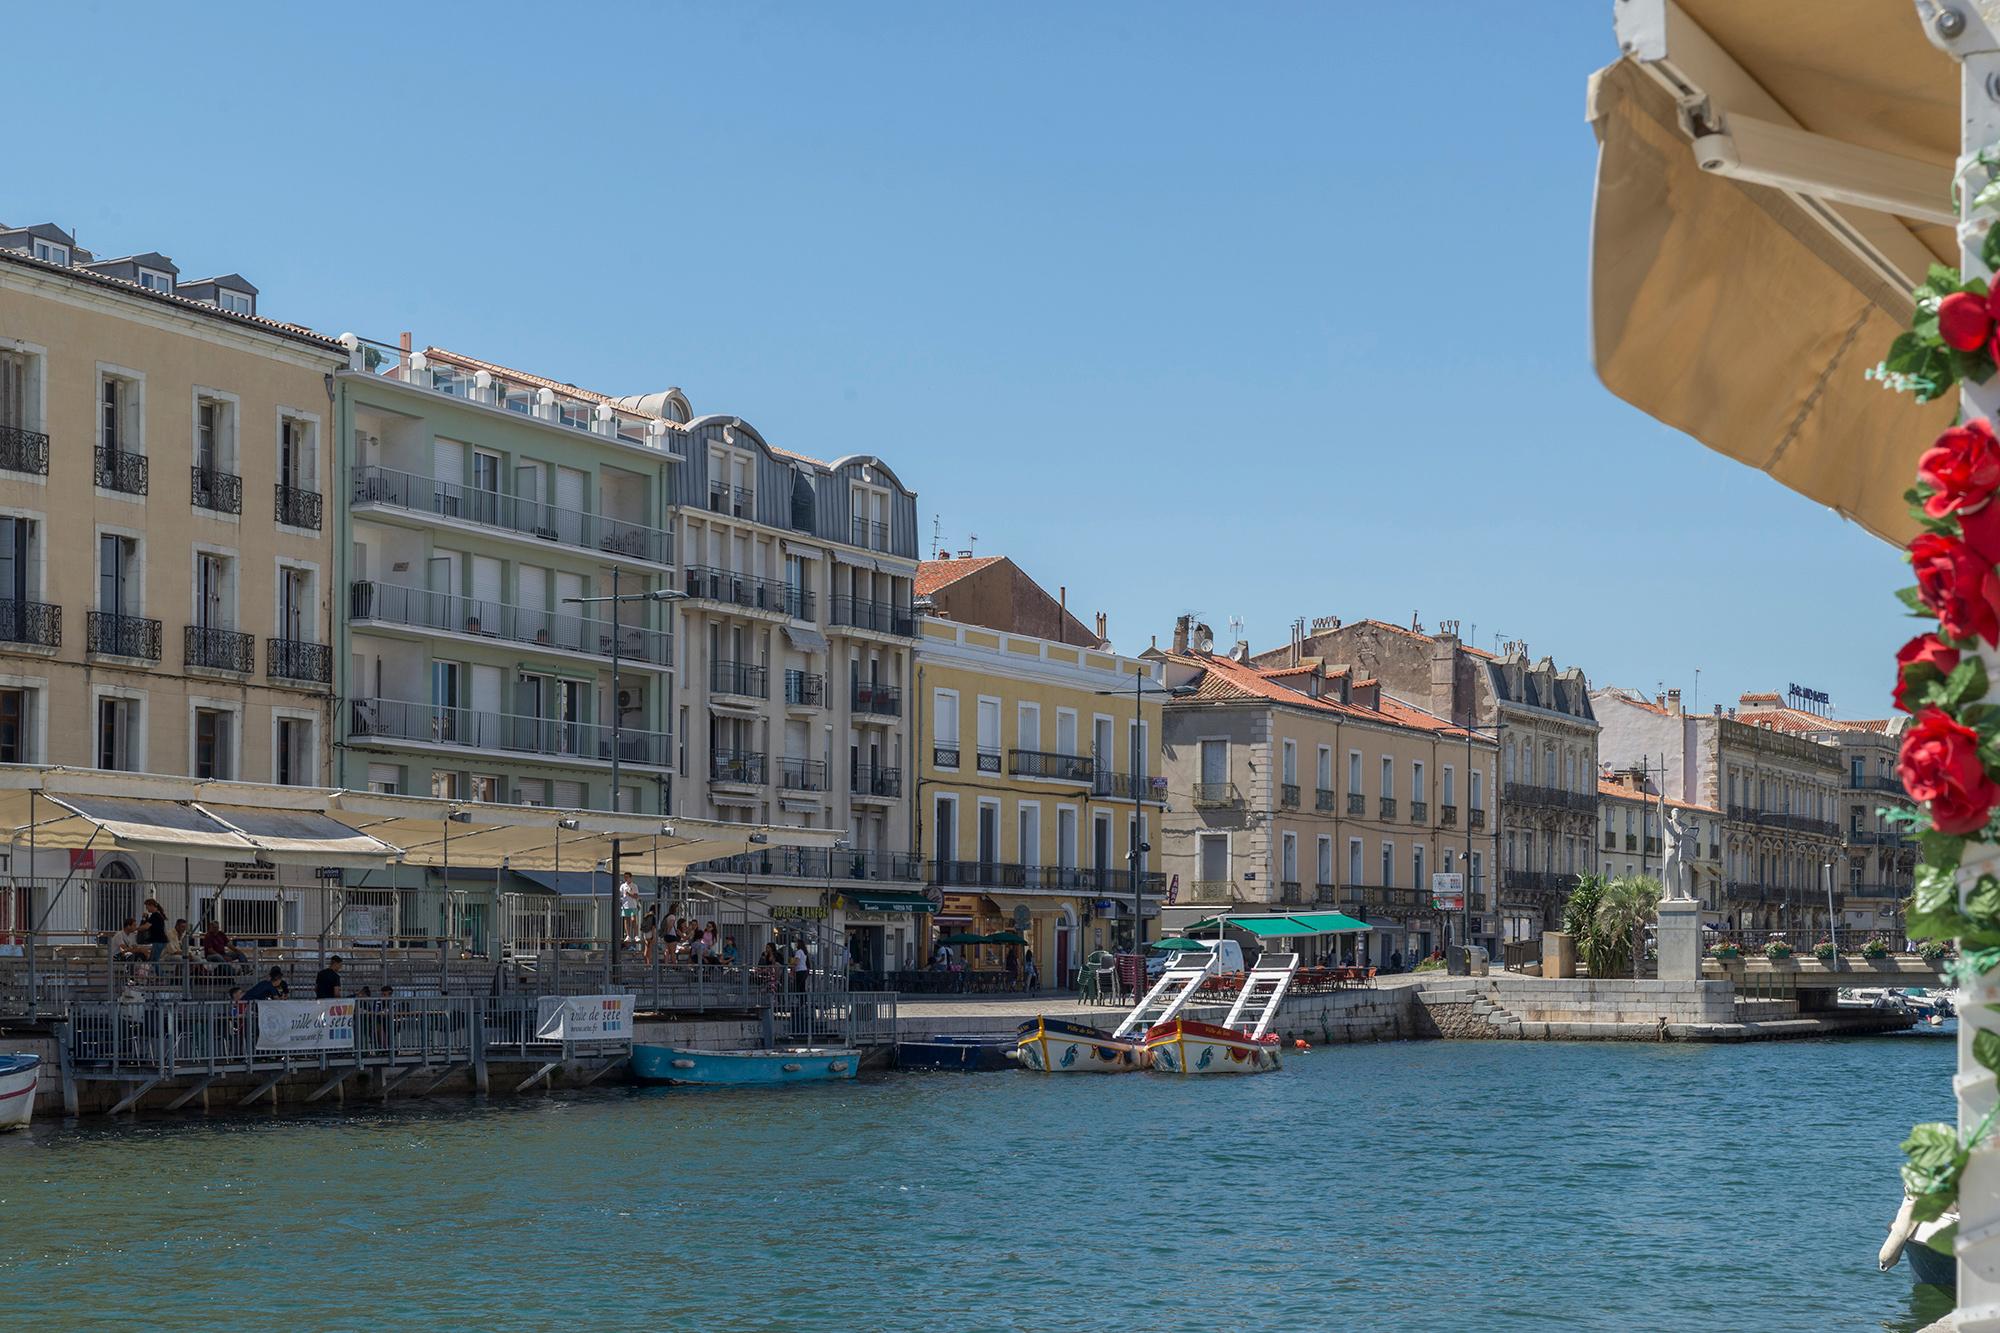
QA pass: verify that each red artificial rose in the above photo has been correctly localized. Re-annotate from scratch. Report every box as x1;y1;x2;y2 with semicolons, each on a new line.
1899;706;2000;835
1941;291;1994;351
1895;632;1962;713
1912;531;2000;645
1919;419;2000;520
1963;496;2000;567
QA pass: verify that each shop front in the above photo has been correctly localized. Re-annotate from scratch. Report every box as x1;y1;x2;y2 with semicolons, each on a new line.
840;888;935;984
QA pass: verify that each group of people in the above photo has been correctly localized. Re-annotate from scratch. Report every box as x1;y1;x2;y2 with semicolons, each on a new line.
926;942;1041;992
107;898;251;973
754;940;814;992
617;872;740;968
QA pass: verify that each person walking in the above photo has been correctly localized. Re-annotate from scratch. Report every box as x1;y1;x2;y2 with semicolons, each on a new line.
639;906;658;964
618;872;641;948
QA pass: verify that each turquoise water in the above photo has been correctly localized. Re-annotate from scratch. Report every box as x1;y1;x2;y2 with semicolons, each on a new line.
0;1033;1959;1331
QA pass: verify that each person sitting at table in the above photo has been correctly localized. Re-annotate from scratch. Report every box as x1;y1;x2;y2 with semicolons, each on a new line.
108;918;145;962
720;937;739;967
201;921;248;970
163;918;195;962
243;965;287;1002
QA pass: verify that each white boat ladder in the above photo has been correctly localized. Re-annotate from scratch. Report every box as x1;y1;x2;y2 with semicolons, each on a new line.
1111;953;1216;1039
1223;951;1300;1039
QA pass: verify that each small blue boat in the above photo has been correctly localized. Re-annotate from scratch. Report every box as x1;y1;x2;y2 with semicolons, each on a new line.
896;1034;1016;1072
631;1043;858;1087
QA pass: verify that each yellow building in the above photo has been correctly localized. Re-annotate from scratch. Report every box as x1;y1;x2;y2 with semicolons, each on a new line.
913;593;1164;990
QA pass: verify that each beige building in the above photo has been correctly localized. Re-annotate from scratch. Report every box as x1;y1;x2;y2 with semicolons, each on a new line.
1596;769;1723;906
0;224;346;939
1157;619;1499;965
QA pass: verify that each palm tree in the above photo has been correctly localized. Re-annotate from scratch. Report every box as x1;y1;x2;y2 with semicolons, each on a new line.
1592;875;1663;979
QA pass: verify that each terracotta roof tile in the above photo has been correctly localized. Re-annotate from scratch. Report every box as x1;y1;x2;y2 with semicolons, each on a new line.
1595;777;1722;815
915;556;1003;597
1163;650;1494;743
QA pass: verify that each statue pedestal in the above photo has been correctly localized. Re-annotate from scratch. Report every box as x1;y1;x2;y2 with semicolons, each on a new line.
1656;896;1702;982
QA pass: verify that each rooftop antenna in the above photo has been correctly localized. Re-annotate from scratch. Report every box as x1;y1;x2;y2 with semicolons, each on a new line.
929;513;941;560
967;532;978;556
1691;668;1700;713
1227;614;1246;644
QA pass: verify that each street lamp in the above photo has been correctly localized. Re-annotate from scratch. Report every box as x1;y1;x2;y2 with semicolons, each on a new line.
561;573;687;973
1094;667;1197;954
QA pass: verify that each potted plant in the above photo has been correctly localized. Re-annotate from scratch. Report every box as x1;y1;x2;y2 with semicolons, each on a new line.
1707;941;1742;961
1861;937;1890;960
1764;938;1795;961
1917;939;1948;965
1814;939;1838;962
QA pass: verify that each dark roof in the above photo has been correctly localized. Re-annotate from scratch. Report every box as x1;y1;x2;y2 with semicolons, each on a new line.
0;246;342;353
180;273;259;295
82;251;178;274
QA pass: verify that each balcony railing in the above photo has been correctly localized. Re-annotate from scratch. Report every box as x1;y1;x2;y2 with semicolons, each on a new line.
700;847;921;882
1280;783;1300;809
682;565;811;618
268;638;332;684
1727;806;1843;839
0;425;50;475
185;624;254;673
1316;788;1337;812
1336;884;1432;914
350;465;672;565
707;482;753;518
94;446;147;495
346;698;672;768
1604;831;1618;850
1410;800;1428;823
711;660;769;700
0;598;60;648
1847;829;1917;848
1847;773;1910;798
1469;808;1486;829
275;482;323;530
829;595;915;636
1441;805;1458;827
1504;781;1597;814
1313;883;1338;906
1279;880;1303;905
852;764;902;799
1645;836;1662;854
849;516;890;551
933;744;961;768
976;748;1002;773
191;465;242;514
1625;834;1638;851
928;861;1166;895
710;749;767;785
1010;749;1093;783
1193;782;1243;809
777;757;828;791
785;670;825;707
1187;879;1236;904
1847;881;1912;899
1380;797;1398;820
852;680;902;716
1093;769;1151;801
87;610;160;660
1347;792;1365;815
350;582;672;668
1500;869;1579;898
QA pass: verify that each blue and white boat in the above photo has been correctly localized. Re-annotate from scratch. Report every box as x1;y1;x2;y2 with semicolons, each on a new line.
0;1053;40;1131
631;1044;858;1087
896;1034;1015;1071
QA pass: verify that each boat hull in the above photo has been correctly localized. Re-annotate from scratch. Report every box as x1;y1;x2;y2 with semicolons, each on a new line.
631;1044;858;1087
1142;1019;1283;1075
1014;1018;1149;1072
0;1054;39;1131
897;1036;1015;1072
1906;1234;1956;1290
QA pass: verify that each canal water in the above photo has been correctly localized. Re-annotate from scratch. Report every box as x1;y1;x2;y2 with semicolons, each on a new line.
0;1032;1958;1331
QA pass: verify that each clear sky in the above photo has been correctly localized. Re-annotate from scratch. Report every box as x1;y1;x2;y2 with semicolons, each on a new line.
10;2;1912;718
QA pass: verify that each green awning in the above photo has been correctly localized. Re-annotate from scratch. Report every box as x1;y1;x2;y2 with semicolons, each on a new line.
846;890;937;914
1185;913;1369;938
1151;938;1210;952
1286;912;1371;935
984;930;1028;945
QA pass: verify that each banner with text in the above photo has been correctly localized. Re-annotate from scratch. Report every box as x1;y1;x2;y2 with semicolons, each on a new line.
256;999;356;1052
535;994;635;1043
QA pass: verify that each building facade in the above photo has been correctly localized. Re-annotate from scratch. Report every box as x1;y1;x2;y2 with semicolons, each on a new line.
1595;769;1723;906
1593;687;1844;933
1159;621;1499;965
1251;616;1599;944
0;227;346;940
916;605;1163;988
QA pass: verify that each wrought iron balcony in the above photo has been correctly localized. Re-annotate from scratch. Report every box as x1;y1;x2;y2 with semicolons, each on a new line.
1625;833;1638;851
1604;830;1618;849
87;610;160;660
1316;788;1337;812
1279;880;1303;905
711;660;769;700
94;446;147;495
711;749;767;785
927;861;1163;894
707;482;753;518
829;595;915;636
1010;749;1093;782
1501;869;1579;898
785;670;825;708
346;697;672;768
852;763;902;799
1847;829;1916;848
1727;806;1842;839
1347;792;1365;815
1504;781;1597;814
1280;783;1300;810
683;564;801;616
933;744;961;768
1187;879;1236;903
1092;769;1151;800
1441;805;1458;827
0;425;50;476
976;748;1002;773
350;465;672;565
1468;808;1486;829
1410;800;1428;823
1846;881;1912;899
186;624;254;672
1313;883;1337;906
849;516;890;551
852;679;902;716
191;465;242;514
275;482;322;530
350;581;671;667
700;846;921;882
1847;773;1909;797
1194;782;1243;809
778;757;828;791
0;598;60;648
268;638;332;684
1379;797;1398;820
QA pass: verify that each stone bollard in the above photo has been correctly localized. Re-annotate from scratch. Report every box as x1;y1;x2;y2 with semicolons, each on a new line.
1542;931;1576;979
1655;897;1702;982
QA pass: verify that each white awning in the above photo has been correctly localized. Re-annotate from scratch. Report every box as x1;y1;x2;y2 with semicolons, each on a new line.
783;624;829;653
831;549;881;573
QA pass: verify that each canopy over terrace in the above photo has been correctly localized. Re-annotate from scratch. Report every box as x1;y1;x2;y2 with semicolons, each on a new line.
1587;0;1960;543
1183;913;1370;938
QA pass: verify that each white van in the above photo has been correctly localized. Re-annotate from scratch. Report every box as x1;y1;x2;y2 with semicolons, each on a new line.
1146;938;1247;978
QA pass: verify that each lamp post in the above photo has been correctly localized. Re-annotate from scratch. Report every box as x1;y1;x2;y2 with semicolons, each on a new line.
1455;722;1501;965
1095;667;1196;955
562;574;687;973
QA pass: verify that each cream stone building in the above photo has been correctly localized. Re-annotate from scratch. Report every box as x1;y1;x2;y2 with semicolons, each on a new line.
1596;769;1723;906
0;224;345;940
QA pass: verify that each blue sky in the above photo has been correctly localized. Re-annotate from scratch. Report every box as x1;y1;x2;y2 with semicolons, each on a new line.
11;3;1911;717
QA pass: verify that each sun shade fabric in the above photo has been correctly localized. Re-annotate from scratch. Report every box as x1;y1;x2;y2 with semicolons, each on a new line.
1285;912;1371;934
783;625;830;654
196;804;397;864
847;891;936;914
44;795;257;856
512;871;618;897
1585;8;1958;545
1185;913;1368;937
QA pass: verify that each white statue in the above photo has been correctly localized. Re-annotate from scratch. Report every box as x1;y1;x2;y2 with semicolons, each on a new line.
1662;807;1695;901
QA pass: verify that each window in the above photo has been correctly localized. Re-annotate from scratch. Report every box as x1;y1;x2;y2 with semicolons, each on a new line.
1470;769;1484;811
100;373;137;454
1348;750;1362;793
1442;766;1455;808
194;707;233;780
31;240;67;265
1282;739;1297;785
98;534;139;613
1380;756;1392;798
366;763;401;795
1017;804;1040;866
137;268;174;294
1469;851;1483;891
1057;807;1078;869
1317;746;1333;792
1381;841;1395;887
1411;760;1424;803
471;774;502;802
1200;739;1228;786
1017;702;1041;751
977;697;1000;764
0;345;39;435
933;690;959;754
1348;838;1363;885
218;290;253;315
1056;708;1078;757
0;687;30;763
274;717;312;786
277;565;312;643
194;396;235;476
279;416;316;492
97;696;139;771
0;515;39;610
1281;832;1298;884
1317;835;1333;885
1413;844;1425;888
1198;833;1229;884
196;552;234;630
432;771;461;799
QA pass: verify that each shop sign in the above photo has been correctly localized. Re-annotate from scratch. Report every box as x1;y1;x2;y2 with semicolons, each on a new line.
536;994;635;1042
225;860;277;883
256;999;355;1052
772;904;829;920
1430;872;1464;911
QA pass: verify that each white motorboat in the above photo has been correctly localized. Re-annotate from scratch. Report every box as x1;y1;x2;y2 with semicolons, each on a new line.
0;1053;39;1131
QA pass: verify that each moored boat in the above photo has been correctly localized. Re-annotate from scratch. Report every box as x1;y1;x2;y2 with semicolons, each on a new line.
1142;1017;1283;1074
0;1053;39;1131
631;1044;858;1087
1013;1017;1148;1072
897;1034;1015;1071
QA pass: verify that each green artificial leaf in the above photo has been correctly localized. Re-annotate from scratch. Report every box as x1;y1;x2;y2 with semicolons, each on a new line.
1905;1121;1962;1170
1945;658;1992;708
1916;311;1942;342
1975;174;2000;212
1985;220;2000;273
1922;1220;1960;1257
1919;831;1965;873
1930;263;1964;295
1887;331;1931;373
1950;947;2000;983
1917;861;1962;913
1910;1188;1958;1223
1883;805;1922;829
1967;874;2000;925
1974;1027;2000;1075
1898;585;1930;614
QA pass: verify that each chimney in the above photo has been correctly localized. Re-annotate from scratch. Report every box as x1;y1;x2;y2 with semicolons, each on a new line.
1095;611;1108;644
1655;693;1665;709
1058;586;1067;644
1172;615;1190;654
1229;640;1251;663
1666;687;1682;715
1411;610;1422;632
1430;634;1458;723
1291;616;1305;667
1713;703;1723;717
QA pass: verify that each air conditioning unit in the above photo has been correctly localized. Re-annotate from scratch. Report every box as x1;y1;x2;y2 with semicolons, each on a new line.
617;689;639;711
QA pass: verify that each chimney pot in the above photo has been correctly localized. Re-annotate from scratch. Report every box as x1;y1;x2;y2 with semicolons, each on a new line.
1172;615;1190;655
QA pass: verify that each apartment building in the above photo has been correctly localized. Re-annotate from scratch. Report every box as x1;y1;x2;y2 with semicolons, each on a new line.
1160;620;1500;965
915;568;1162;986
1733;691;1912;937
1596;769;1723;906
0;225;345;937
1593;686;1844;933
1252;615;1599;938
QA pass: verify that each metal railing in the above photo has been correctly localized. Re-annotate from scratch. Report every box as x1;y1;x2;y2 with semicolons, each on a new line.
976;748;1002;773
1847;829;1916;848
829;595;914;636
785;670;825;707
94;446;147;495
351;465;671;565
191;465;242;514
927;861;1164;895
185;624;254;673
1846;882;1912;899
0;425;49;475
1500;869;1579;898
1380;797;1398;819
1194;782;1242;808
1847;773;1909;798
1093;769;1148;800
275;482;322;530
0;598;60;648
1316;788;1337;812
1348;792;1366;815
1504;782;1597;814
848;516;890;551
710;749;767;785
1469;808;1486;829
1410;800;1428;823
777;757;828;791
852;680;902;716
268;638;333;684
346;697;672;767
1279;880;1302;905
683;564;808;618
932;744;960;768
700;847;921;881
851;764;901;798
87;610;161;660
1188;879;1235;903
351;581;671;668
711;659;769;699
1728;807;1842;839
707;482;753;517
1604;831;1619;849
1010;749;1093;782
1281;783;1300;809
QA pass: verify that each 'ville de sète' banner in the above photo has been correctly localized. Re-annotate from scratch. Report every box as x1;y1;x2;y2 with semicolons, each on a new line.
257;999;357;1052
536;994;635;1042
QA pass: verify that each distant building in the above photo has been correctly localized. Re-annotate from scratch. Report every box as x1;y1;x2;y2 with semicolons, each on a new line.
1595;769;1723;907
915;554;1103;645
